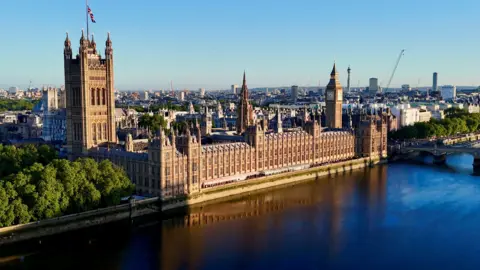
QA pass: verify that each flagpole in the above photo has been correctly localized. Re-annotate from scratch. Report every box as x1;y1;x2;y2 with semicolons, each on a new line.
86;0;89;39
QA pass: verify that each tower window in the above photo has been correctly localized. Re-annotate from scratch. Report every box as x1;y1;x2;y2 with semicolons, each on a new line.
92;123;96;140
102;88;106;105
91;89;95;105
97;88;101;105
103;123;107;140
97;123;102;140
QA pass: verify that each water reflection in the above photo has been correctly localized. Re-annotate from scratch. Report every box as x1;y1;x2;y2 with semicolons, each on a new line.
159;166;388;270
8;160;480;270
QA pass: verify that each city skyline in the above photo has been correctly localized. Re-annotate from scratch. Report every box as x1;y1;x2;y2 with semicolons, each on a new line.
1;0;479;90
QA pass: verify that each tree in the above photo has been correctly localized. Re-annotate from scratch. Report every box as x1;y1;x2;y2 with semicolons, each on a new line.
139;114;167;134
0;144;135;227
391;112;480;140
0;98;38;112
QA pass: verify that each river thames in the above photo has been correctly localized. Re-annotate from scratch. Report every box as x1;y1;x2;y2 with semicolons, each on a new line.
2;154;480;270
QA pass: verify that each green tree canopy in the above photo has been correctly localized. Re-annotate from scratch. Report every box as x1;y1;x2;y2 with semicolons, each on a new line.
0;145;134;227
390;112;480;140
138;114;167;135
0;98;39;112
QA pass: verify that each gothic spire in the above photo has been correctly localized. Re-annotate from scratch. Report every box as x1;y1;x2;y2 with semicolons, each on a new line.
64;32;71;47
106;32;112;47
330;62;338;77
80;29;85;44
91;33;97;53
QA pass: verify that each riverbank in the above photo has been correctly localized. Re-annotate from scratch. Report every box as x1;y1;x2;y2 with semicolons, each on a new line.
0;156;385;246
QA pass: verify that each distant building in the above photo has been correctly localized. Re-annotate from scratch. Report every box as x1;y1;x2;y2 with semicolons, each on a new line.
179;91;185;101
369;78;379;95
432;72;438;93
58;87;67;109
401;84;411;92
441;85;456;100
467;104;480;114
42;87;58;112
418;109;432;123
42;109;66;142
143;91;149;101
291;85;299;103
199;88;205;98
8;86;19;94
391;104;420;128
231;84;239;95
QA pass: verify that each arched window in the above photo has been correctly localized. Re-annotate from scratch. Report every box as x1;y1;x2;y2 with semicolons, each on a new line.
97;88;101;105
97;123;102;140
102;88;106;105
91;89;95;105
92;123;96;140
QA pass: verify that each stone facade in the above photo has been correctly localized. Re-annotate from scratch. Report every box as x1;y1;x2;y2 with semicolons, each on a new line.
64;31;116;156
64;33;387;200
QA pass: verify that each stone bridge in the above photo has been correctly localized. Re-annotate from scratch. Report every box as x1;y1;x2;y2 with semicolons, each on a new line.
401;141;480;173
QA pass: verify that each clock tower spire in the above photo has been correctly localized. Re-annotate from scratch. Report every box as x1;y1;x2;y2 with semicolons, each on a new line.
325;62;343;128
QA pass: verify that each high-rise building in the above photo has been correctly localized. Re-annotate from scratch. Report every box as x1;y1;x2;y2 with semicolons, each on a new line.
236;72;253;134
231;84;239;95
325;63;343;128
347;66;351;93
432;72;438;93
64;31;116;155
179;91;185;101
291;85;299;103
369;78;379;95
441;85;456;100
199;88;205;98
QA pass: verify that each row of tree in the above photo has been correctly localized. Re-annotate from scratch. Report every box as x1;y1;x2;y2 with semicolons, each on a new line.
389;108;480;140
0;99;38;112
0;144;134;227
138;115;209;136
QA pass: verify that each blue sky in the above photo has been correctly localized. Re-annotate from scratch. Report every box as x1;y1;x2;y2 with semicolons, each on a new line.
0;0;479;90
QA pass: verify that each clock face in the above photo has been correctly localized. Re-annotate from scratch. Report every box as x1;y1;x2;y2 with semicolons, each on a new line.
326;91;334;101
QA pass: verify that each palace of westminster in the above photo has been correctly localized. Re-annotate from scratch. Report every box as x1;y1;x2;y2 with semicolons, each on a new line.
63;31;387;199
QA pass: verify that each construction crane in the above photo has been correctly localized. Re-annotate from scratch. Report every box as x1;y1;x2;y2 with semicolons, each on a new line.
385;49;405;92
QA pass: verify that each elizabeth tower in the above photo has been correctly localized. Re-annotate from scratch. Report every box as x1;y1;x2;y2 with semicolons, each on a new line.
64;31;116;156
325;63;343;129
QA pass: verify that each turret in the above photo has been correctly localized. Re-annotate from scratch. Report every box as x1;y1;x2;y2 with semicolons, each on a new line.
64;32;72;59
125;133;134;152
90;34;97;54
105;32;113;59
79;29;88;50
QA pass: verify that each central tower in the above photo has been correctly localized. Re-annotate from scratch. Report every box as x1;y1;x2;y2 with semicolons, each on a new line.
325;63;343;129
236;72;253;134
64;31;116;156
